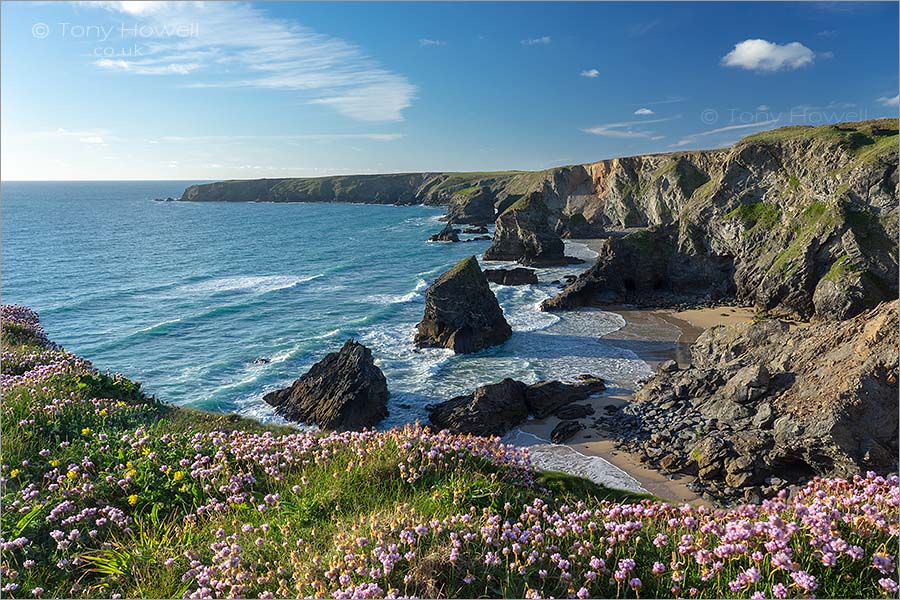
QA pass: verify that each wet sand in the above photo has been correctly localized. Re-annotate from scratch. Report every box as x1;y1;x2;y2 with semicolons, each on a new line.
517;304;755;505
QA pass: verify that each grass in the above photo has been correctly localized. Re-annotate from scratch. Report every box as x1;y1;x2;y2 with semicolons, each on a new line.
723;201;782;230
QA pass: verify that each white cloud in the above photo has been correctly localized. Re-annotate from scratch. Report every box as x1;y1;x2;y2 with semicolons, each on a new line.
418;38;445;47
79;1;171;15
79;136;106;144
721;39;815;72
521;36;551;46
580;69;600;78
582;115;680;139
756;104;770;111
634;108;655;115
672;119;780;147
80;2;416;122
876;95;899;107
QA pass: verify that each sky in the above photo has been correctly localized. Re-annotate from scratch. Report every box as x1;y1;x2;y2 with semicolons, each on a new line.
1;1;898;181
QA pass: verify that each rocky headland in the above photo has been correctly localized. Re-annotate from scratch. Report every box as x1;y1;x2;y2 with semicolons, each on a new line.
263;339;389;430
414;256;512;353
596;301;899;503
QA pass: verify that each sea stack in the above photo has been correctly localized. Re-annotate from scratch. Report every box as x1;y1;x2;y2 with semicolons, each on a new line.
263;339;388;431
483;192;581;266
415;256;512;353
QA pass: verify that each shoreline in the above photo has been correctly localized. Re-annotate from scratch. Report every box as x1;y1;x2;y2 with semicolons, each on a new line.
515;303;755;504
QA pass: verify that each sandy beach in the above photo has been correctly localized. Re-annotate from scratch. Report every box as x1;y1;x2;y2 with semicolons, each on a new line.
516;303;755;504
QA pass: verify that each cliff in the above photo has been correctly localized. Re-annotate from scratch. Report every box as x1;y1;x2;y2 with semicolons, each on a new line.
178;119;898;319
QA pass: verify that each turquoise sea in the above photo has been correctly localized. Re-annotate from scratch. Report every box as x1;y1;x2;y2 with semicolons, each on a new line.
1;181;652;427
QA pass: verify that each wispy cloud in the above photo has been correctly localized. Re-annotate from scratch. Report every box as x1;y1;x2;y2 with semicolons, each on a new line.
721;39;816;72
756;104;770;111
580;69;600;78
637;95;687;107
582;115;680;139
82;1;416;122
418;38;446;47
876;95;899;107
817;29;838;37
627;19;660;37
155;133;404;143
33;128;113;146
634;108;655;116
521;36;551;46
672;119;780;147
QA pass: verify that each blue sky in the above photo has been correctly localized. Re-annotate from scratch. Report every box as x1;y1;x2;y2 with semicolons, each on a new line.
2;1;897;180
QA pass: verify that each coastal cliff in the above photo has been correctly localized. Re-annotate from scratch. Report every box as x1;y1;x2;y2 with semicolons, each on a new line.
178;119;898;321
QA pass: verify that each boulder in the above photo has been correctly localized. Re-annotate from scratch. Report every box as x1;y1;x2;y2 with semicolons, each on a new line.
555;403;595;420
525;378;606;418
483;267;539;286
551;420;584;444
428;224;460;242
414;256;512;353
483;193;582;266
263;339;388;431
427;379;528;436
463;226;489;234
429;376;606;436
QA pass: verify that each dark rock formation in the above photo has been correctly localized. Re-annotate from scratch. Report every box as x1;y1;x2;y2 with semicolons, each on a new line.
414;256;512;354
483;193;583;266
600;301;898;503
484;267;539;286
446;187;497;225
428;224;460;242
463;226;489;234
555;403;595;420
428;376;606;436
551;420;585;444
427;379;528;436
525;378;605;418
263;339;389;431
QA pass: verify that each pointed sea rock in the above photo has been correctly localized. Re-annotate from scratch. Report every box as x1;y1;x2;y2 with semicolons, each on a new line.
414;256;512;353
263;339;388;431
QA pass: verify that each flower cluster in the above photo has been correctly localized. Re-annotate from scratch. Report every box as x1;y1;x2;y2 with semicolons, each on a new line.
1;304;897;599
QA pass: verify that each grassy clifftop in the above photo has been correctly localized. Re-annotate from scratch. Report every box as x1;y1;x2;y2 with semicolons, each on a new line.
1;306;898;599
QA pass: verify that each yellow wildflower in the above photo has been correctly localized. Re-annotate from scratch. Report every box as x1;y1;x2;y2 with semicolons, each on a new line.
9;469;19;478
49;459;60;468
127;494;138;505
99;408;108;417
126;461;133;469
142;447;150;456
173;470;185;482
81;427;91;435
125;469;137;478
66;471;78;480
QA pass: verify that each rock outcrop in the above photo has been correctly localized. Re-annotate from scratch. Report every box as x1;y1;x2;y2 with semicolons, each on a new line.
428;376;606;436
445;187;497;225
414;256;512;353
483;267;538;286
484;194;582;266
428;224;460;242
543;120;898;320
600;301;898;502
263;339;389;431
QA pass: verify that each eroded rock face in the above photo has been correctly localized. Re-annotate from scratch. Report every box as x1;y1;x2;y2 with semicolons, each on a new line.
427;376;606;436
414;256;512;354
605;301;899;503
542;121;898;320
484;267;539;286
263;339;388;431
484;194;582;266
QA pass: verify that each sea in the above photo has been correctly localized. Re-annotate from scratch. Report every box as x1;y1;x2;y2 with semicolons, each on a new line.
2;181;653;490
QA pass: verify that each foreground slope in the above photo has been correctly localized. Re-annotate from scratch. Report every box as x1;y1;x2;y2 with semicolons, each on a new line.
1;305;898;599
